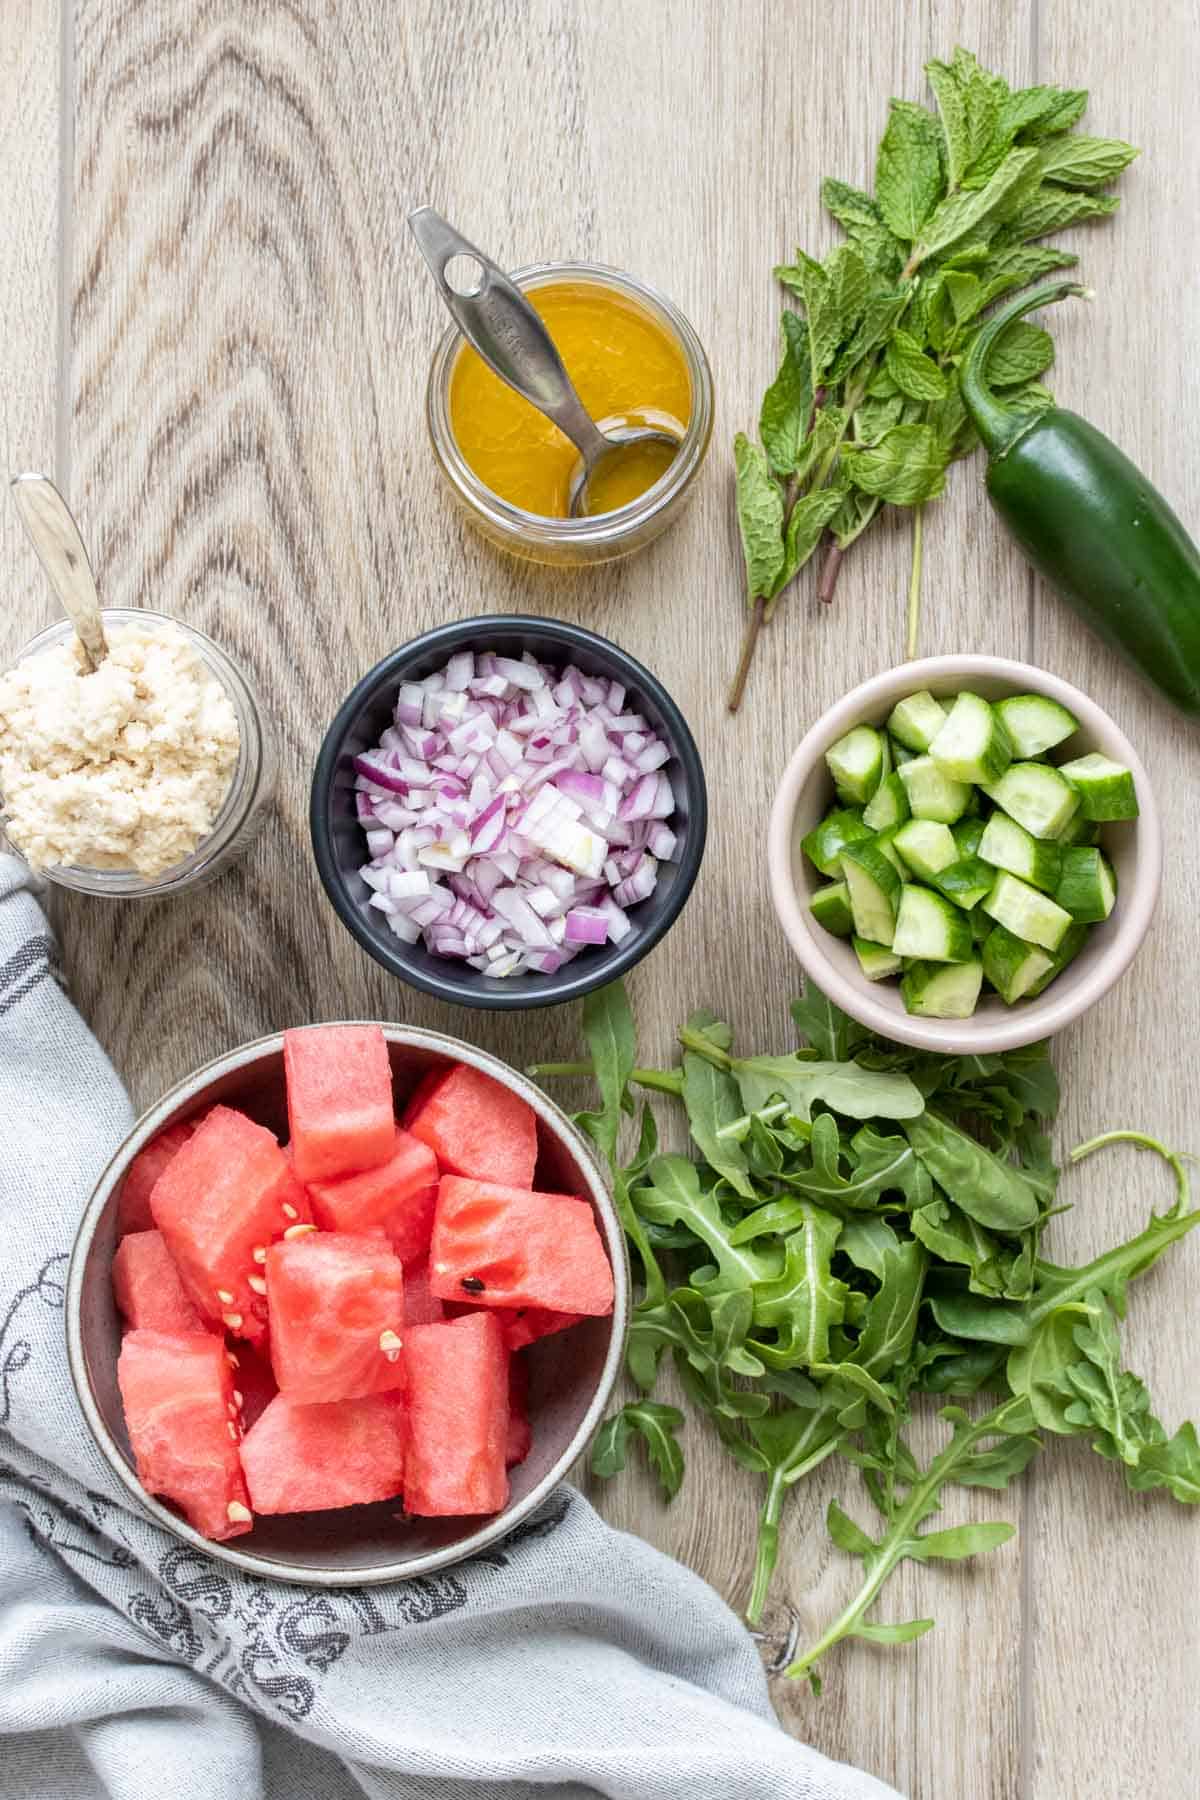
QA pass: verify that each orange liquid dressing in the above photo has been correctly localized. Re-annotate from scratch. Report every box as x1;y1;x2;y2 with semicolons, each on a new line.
447;281;691;519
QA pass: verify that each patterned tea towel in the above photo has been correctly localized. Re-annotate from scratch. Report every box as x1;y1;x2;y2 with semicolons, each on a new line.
0;853;900;1800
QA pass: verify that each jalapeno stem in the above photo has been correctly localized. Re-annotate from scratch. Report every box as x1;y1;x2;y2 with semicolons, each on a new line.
960;279;1090;456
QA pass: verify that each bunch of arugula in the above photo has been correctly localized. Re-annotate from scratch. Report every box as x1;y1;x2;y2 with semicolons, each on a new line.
728;46;1139;711
532;982;1199;1690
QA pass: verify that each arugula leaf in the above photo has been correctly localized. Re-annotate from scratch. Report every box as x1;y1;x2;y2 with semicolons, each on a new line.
904;1111;1041;1230
733;1053;925;1122
759;312;813;476
1129;1423;1200;1503
576;980;635;1165
850;1238;926;1376
634;1155;781;1294
592;1401;685;1498
1039;134;1140;190
733;433;785;600
874;100;943;240
681;1037;755;1200
790;984;870;1063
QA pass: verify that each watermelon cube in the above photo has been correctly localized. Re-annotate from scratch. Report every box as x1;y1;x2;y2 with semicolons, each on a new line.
284;1024;394;1182
404;1311;509;1516
501;1307;585;1352
403;1063;537;1189
506;1357;532;1468
307;1127;438;1261
228;1340;278;1431
112;1230;211;1336
240;1392;406;1514
150;1105;312;1344
266;1232;405;1404
117;1119;198;1237
430;1178;614;1316
117;1329;252;1541
401;1259;446;1327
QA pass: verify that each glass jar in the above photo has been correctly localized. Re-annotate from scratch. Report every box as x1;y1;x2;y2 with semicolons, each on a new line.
425;261;714;567
0;608;274;897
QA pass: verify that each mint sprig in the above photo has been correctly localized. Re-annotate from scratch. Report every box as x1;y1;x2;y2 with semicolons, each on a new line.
728;46;1138;712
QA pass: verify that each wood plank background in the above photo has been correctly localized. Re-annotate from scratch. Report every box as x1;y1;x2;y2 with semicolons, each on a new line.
3;3;1197;1794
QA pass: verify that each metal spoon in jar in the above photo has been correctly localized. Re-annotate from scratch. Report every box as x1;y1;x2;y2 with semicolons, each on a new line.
408;207;681;518
10;473;109;671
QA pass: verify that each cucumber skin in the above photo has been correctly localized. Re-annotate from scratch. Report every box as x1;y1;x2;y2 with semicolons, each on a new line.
953;818;986;858
1025;923;1089;997
893;887;973;964
901;958;984;1018
1055;848;1116;923
982;924;1055;1005
802;808;871;878
934;856;996;911
853;937;903;981
986;411;1200;719
809;882;855;937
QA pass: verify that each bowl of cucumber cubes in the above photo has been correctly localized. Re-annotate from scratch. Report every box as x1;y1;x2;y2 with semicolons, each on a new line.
768;656;1161;1051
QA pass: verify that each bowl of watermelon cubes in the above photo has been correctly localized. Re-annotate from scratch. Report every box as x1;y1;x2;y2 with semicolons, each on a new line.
67;1021;627;1581
769;654;1161;1054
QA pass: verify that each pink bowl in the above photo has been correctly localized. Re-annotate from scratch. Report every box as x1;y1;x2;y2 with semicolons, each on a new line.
768;655;1162;1054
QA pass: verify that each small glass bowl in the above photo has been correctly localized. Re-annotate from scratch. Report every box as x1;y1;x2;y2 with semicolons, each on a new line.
0;608;274;897
425;261;714;567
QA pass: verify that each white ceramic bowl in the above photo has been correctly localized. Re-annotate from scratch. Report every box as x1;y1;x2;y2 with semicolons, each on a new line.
768;655;1162;1053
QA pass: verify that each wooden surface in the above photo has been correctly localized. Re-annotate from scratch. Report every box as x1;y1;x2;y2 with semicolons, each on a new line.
3;3;1197;1793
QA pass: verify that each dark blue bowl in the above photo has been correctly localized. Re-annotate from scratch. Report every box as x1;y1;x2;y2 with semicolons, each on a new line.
310;615;707;1009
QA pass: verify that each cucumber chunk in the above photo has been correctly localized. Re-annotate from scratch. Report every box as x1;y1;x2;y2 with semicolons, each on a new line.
826;725;888;805
983;762;1080;840
809;881;855;937
887;690;947;752
953;817;986;858
1058;752;1139;822
893;820;958;883
1025;923;1089;997
897;755;973;825
994;693;1079;759
1055;847;1117;923
977;813;1063;893
853;937;903;982
802;807;872;878
862;771;911;832
929;691;1013;784
1056;811;1100;847
934;856;996;911
840;840;902;946
872;827;906;874
982;924;1056;1005
901;958;984;1019
981;870;1074;952
892;885;973;963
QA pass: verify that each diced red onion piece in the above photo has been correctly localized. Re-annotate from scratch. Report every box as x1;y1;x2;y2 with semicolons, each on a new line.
613;856;658;907
444;651;474;691
634;739;671;774
648;824;678;861
564;906;609;945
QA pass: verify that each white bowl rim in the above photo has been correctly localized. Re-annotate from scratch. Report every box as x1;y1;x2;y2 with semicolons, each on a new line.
66;1022;629;1585
768;654;1163;1054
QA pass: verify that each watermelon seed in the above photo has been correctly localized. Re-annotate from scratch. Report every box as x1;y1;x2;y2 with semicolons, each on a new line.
222;1311;244;1330
216;1288;235;1306
379;1329;403;1361
282;1203;299;1220
252;1246;267;1264
226;1401;239;1418
247;1274;268;1295
461;1277;486;1293
283;1223;317;1240
227;1421;240;1441
232;1390;244;1408
227;1501;253;1524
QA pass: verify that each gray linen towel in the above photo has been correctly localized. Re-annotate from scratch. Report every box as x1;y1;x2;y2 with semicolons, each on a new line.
0;854;900;1800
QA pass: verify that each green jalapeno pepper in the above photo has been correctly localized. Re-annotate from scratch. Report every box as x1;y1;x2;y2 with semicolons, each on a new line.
961;280;1200;719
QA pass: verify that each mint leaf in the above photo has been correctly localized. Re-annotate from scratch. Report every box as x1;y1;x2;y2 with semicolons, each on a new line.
926;53;998;188
916;145;1040;257
943;270;982;325
976;243;1079;307
999;186;1119;243
733;433;785;599
830;485;883;550
1038;134;1140;191
772;488;844;599
1001;84;1088;139
809;245;870;376
874;100;943;240
885;329;948;400
759;312;813;476
985;319;1055;387
841;423;948;506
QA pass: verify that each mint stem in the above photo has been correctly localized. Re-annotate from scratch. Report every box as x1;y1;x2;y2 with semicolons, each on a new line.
816;540;843;604
727;597;766;714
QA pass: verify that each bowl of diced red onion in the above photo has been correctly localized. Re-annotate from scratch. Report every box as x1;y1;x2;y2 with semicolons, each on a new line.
310;617;707;1007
